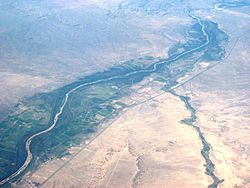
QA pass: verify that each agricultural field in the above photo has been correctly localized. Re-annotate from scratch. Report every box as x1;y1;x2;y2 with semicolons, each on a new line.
0;0;249;187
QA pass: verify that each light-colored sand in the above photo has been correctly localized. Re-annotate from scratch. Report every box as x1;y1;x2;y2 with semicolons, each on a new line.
175;31;250;188
18;89;210;188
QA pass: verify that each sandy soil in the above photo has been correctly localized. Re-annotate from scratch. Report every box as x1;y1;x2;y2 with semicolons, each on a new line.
175;31;250;188
18;87;210;188
0;0;190;119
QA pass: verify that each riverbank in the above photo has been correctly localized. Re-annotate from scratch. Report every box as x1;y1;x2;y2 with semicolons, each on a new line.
174;29;250;187
1;11;229;186
18;81;211;187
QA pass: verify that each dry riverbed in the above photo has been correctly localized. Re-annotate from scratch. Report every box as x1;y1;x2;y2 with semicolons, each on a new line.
18;80;210;188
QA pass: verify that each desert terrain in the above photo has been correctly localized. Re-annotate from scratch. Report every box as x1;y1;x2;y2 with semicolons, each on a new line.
0;0;250;188
18;80;211;188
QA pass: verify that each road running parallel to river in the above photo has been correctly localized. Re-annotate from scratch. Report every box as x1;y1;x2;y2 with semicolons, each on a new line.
0;13;224;187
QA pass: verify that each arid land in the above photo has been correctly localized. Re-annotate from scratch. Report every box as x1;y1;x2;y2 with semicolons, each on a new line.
18;79;212;188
